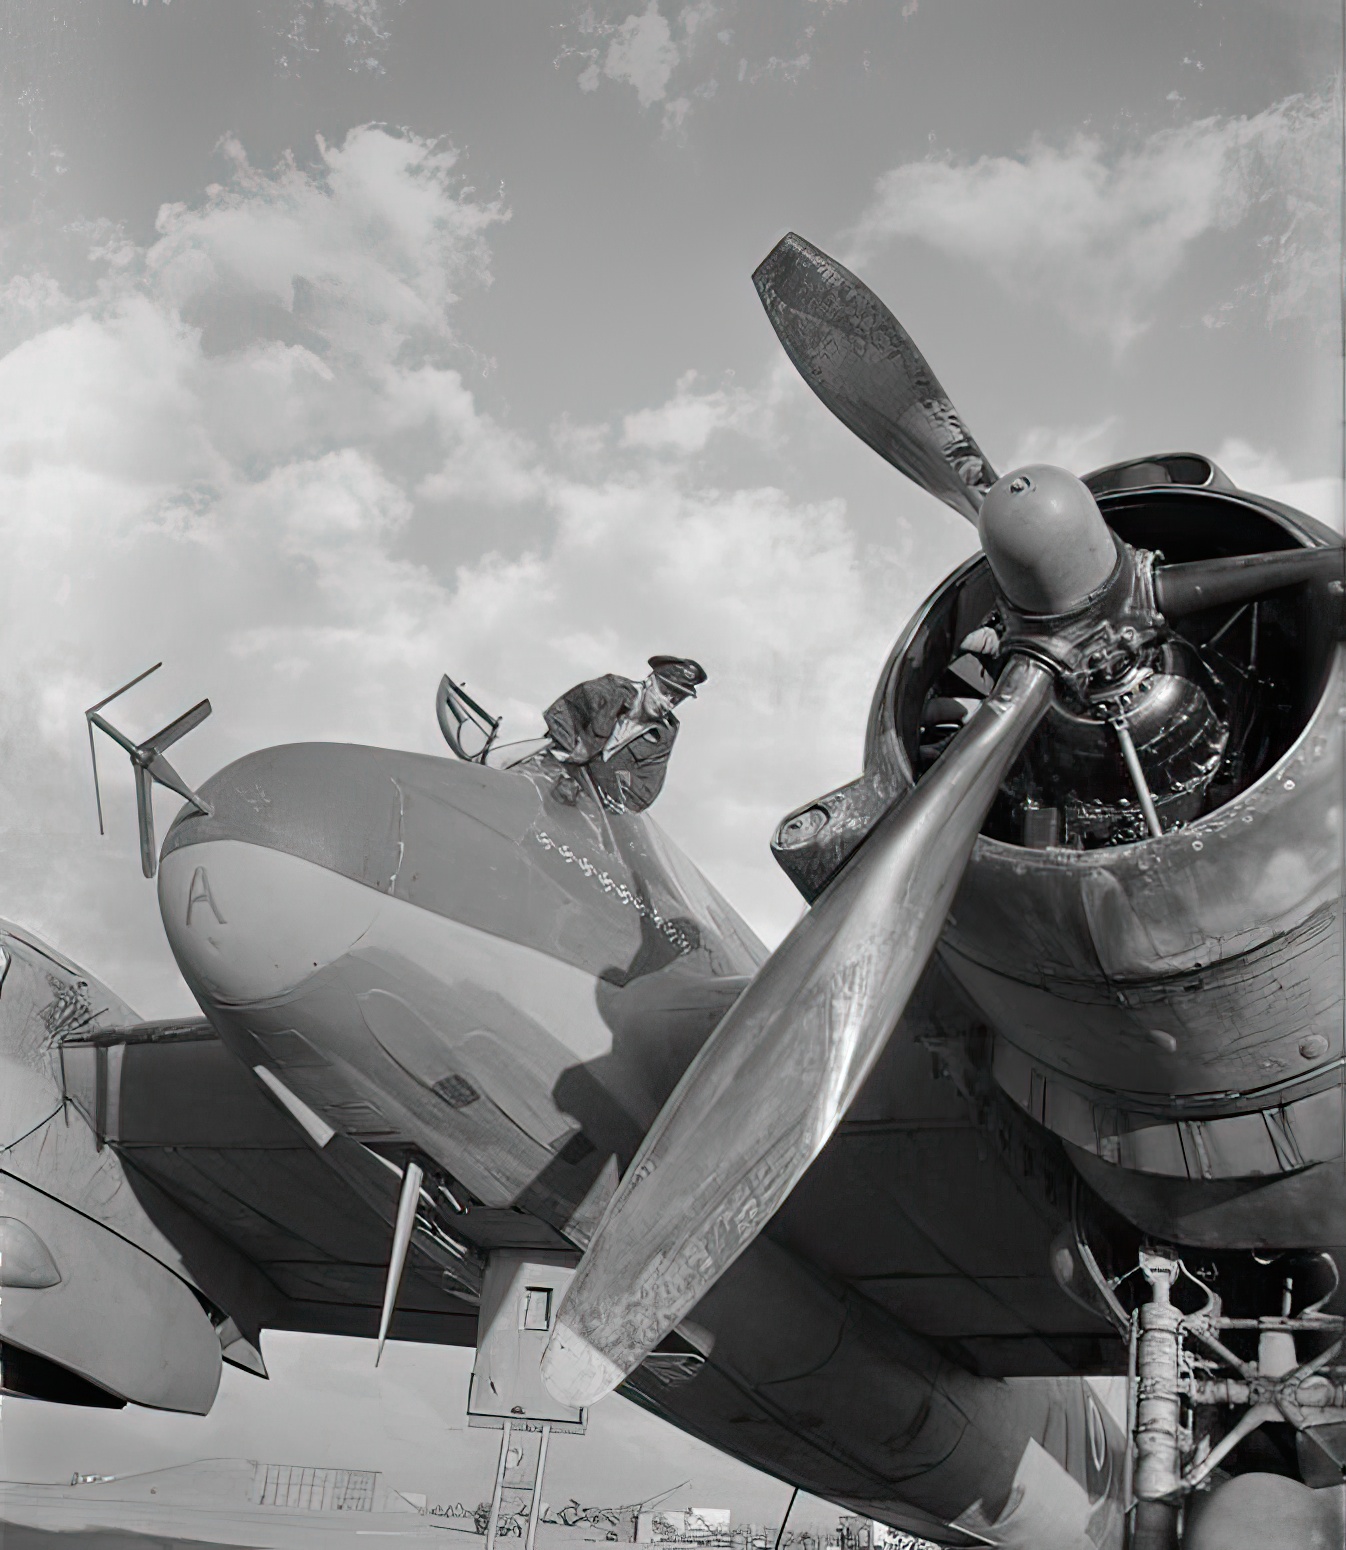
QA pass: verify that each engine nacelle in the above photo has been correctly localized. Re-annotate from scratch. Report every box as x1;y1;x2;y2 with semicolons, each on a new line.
1185;1472;1345;1549
772;475;1345;1247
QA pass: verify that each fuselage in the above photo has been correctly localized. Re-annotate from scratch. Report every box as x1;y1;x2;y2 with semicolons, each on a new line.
158;742;765;1238
155;745;1128;1547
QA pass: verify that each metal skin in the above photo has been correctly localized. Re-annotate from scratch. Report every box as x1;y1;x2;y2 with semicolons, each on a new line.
0;923;222;1411
927;499;1346;1236
751;232;997;521
155;744;767;1232
979;467;1117;615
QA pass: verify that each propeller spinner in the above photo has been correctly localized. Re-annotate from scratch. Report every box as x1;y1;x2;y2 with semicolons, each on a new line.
540;234;1345;1409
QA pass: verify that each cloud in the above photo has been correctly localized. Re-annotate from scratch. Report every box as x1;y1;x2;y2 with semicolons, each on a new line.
736;53;811;86
0;125;901;1012
602;1;680;107
621;369;765;452
561;3;828;133
850;93;1339;350
1008;417;1121;474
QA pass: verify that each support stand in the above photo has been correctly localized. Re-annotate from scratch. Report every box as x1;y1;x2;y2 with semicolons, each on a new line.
482;1419;555;1550
470;1251;585;1550
484;1419;512;1550
525;1425;552;1550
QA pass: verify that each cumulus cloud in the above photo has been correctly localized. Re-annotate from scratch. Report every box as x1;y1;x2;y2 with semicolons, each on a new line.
0;125;901;1011
621;369;767;452
597;1;680;107
1008;417;1121;474
850;93;1339;350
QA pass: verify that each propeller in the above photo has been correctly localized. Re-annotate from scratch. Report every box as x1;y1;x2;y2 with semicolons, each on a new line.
753;232;996;522
540;235;1345;1410
753;232;1344;616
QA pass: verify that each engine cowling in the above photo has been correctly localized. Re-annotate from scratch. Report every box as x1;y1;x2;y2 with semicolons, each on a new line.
1185;1472;1345;1549
772;478;1346;1243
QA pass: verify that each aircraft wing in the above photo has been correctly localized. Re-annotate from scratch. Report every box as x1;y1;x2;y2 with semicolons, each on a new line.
766;950;1124;1380
612;955;1127;1547
57;956;1117;1390
59;1020;508;1359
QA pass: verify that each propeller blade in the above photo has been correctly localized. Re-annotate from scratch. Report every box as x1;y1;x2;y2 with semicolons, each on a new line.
133;763;156;879
147;698;211;753
376;1160;424;1366
541;655;1055;1408
753;233;996;522
1154;547;1345;617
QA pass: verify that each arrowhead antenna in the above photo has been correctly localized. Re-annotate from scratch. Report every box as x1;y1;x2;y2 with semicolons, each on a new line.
134;764;156;879
87;718;105;837
86;662;163;716
86;665;164;839
83;667;212;878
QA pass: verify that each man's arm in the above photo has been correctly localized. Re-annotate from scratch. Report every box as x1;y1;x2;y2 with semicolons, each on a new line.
543;676;632;763
611;736;673;813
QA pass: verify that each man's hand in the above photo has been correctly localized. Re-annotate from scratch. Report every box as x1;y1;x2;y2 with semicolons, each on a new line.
553;774;581;806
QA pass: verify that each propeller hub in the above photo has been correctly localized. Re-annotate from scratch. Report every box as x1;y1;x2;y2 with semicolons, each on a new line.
978;464;1117;615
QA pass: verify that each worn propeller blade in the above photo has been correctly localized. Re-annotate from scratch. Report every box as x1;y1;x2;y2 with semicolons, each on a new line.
753;233;996;522
541;655;1055;1408
1154;547;1345;617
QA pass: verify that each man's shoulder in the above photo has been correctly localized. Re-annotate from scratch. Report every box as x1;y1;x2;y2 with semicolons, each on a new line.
570;673;638;709
589;673;638;696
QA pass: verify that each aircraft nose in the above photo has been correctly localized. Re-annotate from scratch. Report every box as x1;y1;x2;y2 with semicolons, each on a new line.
157;743;409;1007
158;837;381;1007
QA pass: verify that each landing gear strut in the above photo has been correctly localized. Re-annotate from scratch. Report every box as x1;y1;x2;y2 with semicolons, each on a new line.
1125;1249;1346;1547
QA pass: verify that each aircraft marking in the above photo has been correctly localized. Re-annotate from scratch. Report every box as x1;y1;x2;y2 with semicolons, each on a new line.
185;866;227;927
534;832;694;954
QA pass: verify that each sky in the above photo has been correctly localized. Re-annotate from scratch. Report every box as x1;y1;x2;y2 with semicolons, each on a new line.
0;0;1341;1528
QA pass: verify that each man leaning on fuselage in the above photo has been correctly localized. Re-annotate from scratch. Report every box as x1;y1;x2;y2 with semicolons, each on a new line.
542;655;706;813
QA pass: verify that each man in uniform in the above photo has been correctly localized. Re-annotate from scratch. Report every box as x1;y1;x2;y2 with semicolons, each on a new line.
543;656;707;813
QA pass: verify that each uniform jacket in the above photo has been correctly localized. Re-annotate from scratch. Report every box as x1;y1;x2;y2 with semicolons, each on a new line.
543;674;680;813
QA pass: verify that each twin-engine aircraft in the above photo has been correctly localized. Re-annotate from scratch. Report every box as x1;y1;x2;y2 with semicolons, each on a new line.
3;234;1345;1550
